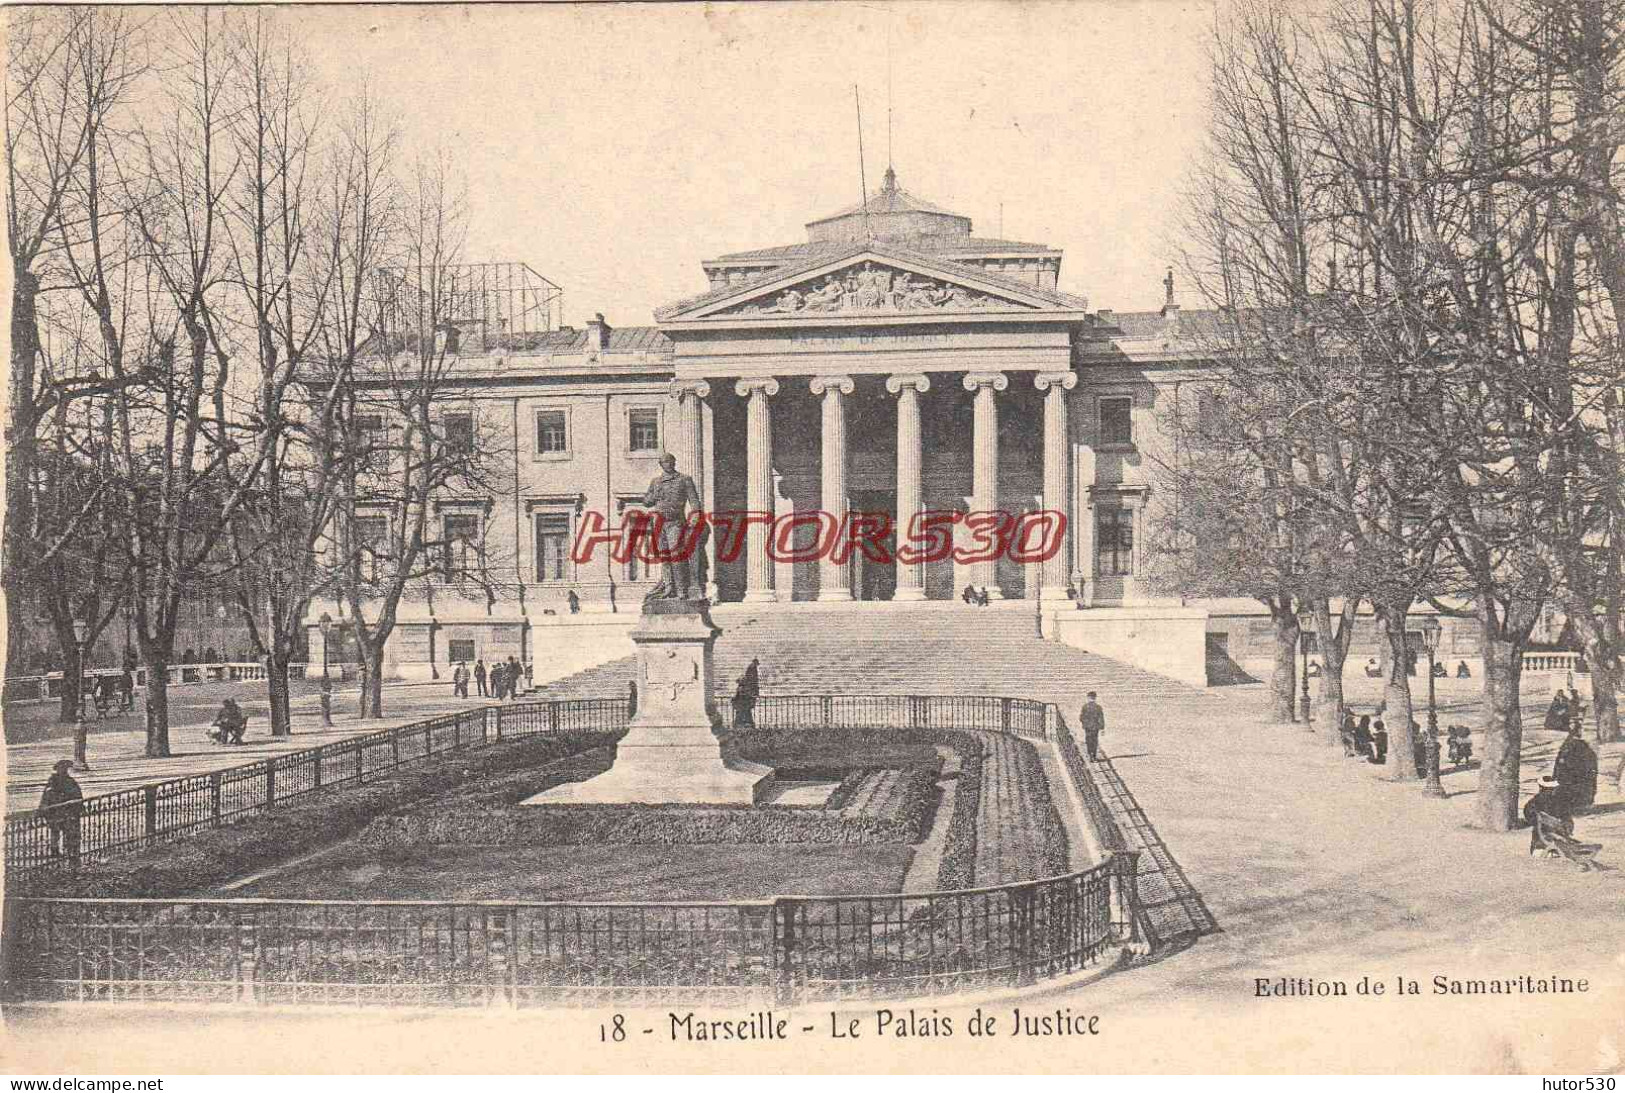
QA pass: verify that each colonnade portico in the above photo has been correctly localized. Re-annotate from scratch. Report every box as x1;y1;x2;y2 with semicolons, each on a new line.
701;366;1073;604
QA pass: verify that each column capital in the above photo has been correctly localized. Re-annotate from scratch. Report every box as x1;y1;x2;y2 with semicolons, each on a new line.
668;379;711;400
734;377;780;399
962;371;1009;393
809;374;855;397
1034;370;1078;393
885;373;932;395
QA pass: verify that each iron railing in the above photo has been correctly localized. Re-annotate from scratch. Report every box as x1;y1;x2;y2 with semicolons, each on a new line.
0;853;1136;1007
4;699;630;877
724;693;1049;738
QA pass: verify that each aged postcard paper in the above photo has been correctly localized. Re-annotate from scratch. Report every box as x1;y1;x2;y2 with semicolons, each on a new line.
1;0;1622;1076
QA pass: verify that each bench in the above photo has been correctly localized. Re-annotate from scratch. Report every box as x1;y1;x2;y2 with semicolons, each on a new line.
1535;812;1602;872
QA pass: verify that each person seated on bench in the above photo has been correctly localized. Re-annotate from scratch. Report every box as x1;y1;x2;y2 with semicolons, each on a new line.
91;672;115;714
1543;691;1570;732
1364;657;1382;678
1432;661;1448;678
1340;711;1360;756
1351;715;1374;760
210;698;248;745
1524;776;1574;855
1446;724;1473;766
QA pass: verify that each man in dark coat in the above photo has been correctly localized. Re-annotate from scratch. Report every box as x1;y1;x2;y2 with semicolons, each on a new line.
507;656;521;700
1079;692;1106;760
1552;722;1598;813
474;659;488;697
39;759;84;865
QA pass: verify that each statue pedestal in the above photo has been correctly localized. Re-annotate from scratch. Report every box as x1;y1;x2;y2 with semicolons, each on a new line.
523;600;771;806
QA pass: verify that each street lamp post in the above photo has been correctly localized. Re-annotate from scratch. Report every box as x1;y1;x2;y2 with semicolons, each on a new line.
1420;616;1446;798
71;617;90;771
319;612;333;728
1298;611;1314;730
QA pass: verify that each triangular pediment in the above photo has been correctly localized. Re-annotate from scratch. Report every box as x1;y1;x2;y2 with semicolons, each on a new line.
657;246;1075;323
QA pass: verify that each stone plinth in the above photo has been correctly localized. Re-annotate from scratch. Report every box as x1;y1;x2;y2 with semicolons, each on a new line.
524;600;771;805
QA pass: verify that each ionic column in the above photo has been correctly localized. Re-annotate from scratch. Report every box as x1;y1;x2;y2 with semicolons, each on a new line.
810;375;855;602
962;371;1008;598
735;378;780;602
667;380;711;488
886;373;931;601
1035;371;1078;602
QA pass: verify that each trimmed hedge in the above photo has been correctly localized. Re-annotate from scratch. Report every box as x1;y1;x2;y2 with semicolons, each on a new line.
11;733;618;899
1014;739;1071;879
936;740;984;891
360;801;924;853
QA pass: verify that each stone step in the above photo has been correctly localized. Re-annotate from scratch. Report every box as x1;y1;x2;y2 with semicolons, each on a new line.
542;604;1218;710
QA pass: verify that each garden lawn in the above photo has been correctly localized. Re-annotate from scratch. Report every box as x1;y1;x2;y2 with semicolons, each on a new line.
226;841;914;901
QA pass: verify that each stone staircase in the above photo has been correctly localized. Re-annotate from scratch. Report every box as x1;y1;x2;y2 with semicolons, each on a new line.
539;602;1225;710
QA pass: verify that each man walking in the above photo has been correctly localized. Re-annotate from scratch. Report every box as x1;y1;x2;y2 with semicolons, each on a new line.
1080;691;1106;760
474;658;487;697
39;759;84;865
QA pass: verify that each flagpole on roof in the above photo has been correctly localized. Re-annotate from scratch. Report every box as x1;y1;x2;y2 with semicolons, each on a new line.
855;84;871;242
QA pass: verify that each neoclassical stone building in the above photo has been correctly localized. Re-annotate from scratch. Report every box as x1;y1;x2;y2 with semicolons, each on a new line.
306;172;1478;687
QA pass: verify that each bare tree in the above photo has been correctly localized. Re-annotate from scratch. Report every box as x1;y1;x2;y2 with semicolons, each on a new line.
217;12;347;736
316;145;516;719
4;8;144;717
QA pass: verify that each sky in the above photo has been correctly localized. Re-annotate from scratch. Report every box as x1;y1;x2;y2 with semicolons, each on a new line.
297;1;1217;329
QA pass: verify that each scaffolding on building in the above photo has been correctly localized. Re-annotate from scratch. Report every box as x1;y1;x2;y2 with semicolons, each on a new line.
368;261;565;357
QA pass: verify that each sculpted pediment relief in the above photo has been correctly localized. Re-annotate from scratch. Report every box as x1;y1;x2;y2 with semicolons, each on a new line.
715;261;1040;318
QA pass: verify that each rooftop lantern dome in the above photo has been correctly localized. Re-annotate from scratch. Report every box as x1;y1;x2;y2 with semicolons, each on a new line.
804;168;973;245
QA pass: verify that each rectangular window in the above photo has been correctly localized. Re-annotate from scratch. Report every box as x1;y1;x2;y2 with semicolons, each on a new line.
535;512;571;582
444;412;473;453
1097;506;1134;577
353;515;389;581
443;512;481;580
536;410;568;455
448;638;476;664
628;408;661;452
1100;397;1134;448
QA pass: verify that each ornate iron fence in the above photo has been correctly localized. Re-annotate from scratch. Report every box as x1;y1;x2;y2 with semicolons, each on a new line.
724;694;1049;738
4;700;630;878
1;853;1136;1007
5;694;1050;879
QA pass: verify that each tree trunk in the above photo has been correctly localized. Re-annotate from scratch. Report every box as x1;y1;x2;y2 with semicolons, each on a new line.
1318;664;1346;744
1582;637;1619;745
1270;609;1299;723
144;663;172;758
266;647;293;737
1313;600;1351;745
364;661;384;719
57;639;84;724
1477;635;1525;831
357;639;386;719
1377;602;1419;780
